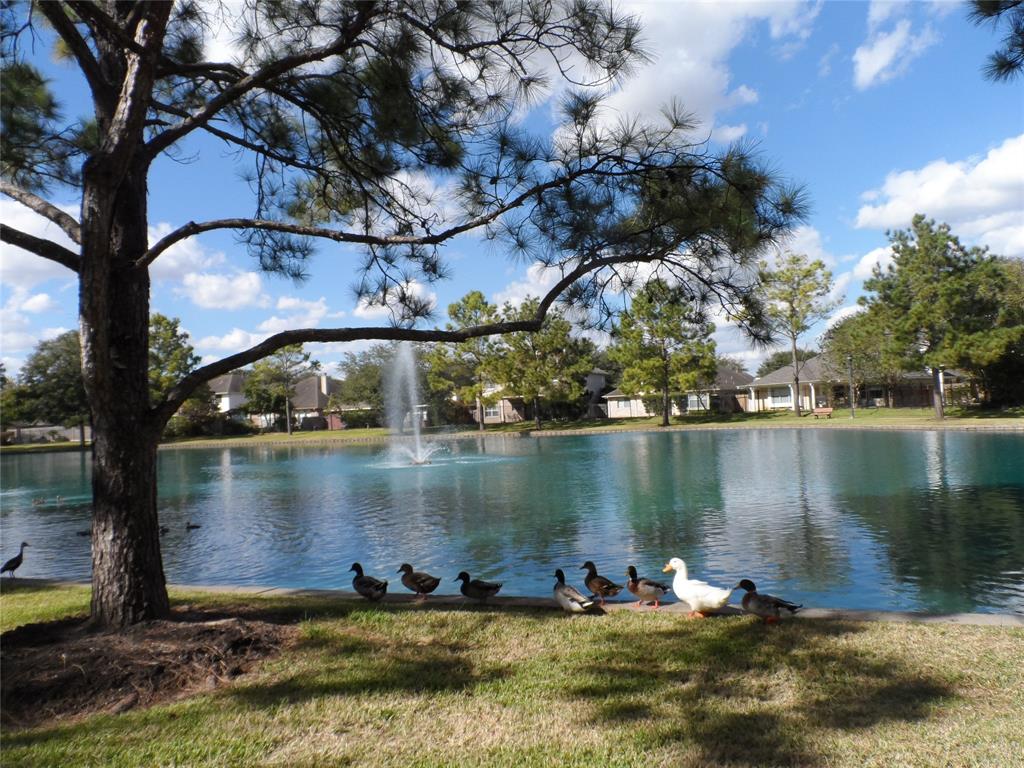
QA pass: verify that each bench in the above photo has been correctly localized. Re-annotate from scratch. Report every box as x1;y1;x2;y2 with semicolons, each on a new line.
812;407;833;419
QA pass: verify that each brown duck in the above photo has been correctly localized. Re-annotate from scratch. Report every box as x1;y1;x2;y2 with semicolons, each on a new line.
350;562;388;601
454;571;502;603
398;563;441;600
580;560;623;605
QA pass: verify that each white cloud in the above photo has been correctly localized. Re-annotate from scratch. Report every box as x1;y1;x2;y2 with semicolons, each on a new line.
597;2;819;135
19;293;58;313
823;304;864;330
0;199;79;290
818;42;840;78
774;225;838;269
195;327;266;354
179;271;268;310
856;134;1024;256
257;296;336;333
867;0;902;32
852;246;894;280
491;262;562;307
147;222;226;281
853;18;938;90
711;123;748;144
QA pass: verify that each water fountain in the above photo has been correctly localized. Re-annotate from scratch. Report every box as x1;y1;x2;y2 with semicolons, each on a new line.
385;342;445;465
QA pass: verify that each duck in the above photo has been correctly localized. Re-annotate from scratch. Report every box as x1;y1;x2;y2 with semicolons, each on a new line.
1;542;29;578
455;571;502;603
159;526;170;535
186;521;201;530
553;569;595;613
76;530;90;537
625;565;670;609
580;560;623;605
350;562;388;601
662;557;734;618
736;579;802;624
397;563;441;600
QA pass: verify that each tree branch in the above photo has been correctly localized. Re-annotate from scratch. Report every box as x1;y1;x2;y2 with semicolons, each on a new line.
144;2;379;159
37;2;113;116
0;181;82;244
0;225;81;272
135;165;604;269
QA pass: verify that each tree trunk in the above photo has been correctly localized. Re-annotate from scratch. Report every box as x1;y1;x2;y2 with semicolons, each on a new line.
534;396;542;430
285;397;293;435
78;422;85;449
80;160;170;628
476;395;484;431
661;357;670;427
931;367;944;420
790;336;802;417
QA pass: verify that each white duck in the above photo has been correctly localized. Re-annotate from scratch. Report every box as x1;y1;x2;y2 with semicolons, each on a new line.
662;557;734;618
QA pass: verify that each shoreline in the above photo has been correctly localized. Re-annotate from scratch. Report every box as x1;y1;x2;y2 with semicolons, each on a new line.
12;579;1023;627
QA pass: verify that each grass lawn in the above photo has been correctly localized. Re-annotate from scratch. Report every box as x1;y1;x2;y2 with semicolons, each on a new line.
2;583;1022;767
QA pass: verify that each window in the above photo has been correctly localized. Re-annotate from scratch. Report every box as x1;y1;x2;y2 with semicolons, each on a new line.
688;394;705;410
770;387;791;406
483;404;500;418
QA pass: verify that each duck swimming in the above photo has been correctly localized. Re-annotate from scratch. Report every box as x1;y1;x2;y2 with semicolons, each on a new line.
662;557;733;618
626;565;669;609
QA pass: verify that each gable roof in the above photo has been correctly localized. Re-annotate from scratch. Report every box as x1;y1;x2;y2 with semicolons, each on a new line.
753;355;831;386
209;371;246;394
292;375;342;410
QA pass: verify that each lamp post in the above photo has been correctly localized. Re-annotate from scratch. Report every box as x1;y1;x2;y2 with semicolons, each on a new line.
847;354;855;419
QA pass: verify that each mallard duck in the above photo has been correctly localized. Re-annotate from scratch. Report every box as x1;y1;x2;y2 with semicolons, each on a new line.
398;563;441;600
553;569;595;613
580;560;623;605
662;557;734;618
737;579;802;624
625;565;669;609
186;521;201;530
455;571;502;602
350;562;388;601
1;542;29;578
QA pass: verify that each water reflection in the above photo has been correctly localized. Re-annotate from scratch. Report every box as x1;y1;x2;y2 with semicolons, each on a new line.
1;430;1022;613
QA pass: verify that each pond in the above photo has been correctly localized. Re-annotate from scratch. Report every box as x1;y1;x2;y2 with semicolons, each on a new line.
2;429;1023;614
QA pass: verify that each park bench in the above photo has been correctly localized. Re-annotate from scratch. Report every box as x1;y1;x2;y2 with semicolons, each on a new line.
812;407;833;419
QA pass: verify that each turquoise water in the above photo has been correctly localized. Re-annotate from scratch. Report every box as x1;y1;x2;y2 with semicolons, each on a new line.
2;429;1022;614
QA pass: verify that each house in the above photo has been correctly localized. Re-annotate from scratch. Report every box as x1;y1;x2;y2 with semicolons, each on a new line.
602;389;684;419
684;365;754;413
209;371;247;414
584;368;610;418
746;355;963;412
471;386;530;425
291;374;343;429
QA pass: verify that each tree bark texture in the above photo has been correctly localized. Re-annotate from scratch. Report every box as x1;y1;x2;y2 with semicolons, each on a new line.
661;354;670;427
80;155;169;627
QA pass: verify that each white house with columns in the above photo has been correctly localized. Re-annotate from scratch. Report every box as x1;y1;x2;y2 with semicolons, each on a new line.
746;356;834;412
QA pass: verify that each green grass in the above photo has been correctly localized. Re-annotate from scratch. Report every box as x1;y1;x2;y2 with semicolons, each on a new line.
2;583;1022;767
0;442;90;455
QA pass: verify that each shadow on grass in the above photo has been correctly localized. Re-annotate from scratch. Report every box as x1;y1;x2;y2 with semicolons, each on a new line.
563;618;955;767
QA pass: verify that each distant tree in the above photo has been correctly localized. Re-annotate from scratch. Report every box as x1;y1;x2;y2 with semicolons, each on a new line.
491;298;594;430
759;253;839;416
861;215;1023;418
608;279;717;426
244;345;320;434
820;310;905;407
331;344;395;425
424;292;502;430
969;0;1024;81
148;314;201;404
755;348;817;378
17;331;90;444
978;259;1024;405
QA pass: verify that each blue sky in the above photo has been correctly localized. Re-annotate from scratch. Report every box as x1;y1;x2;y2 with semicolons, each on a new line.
2;0;1022;377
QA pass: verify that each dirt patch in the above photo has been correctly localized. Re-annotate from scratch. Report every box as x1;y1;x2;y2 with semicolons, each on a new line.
1;607;296;729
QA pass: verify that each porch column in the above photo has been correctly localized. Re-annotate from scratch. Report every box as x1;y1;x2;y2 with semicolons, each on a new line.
788;383;796;411
748;387;757;412
809;382;816;409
